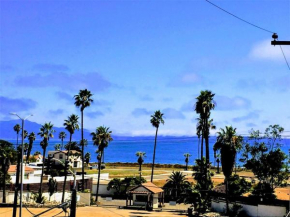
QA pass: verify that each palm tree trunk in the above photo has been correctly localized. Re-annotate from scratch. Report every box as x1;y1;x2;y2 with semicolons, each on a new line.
95;151;103;202
81;110;85;192
217;161;220;173
185;161;188;171
62;133;72;203
2;167;6;203
198;137;200;160
151;127;158;182
38;147;46;202
205;118;210;168
61;139;63;151
200;133;204;175
26;143;32;164
139;164;142;180
235;155;237;174
102;150;105;163
225;178;229;214
17;133;19;147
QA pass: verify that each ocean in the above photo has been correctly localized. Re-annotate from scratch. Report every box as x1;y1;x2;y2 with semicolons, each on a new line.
7;137;290;166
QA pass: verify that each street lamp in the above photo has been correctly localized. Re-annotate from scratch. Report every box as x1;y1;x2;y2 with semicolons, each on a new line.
10;113;33;217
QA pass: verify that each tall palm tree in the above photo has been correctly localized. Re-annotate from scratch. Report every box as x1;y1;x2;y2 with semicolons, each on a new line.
216;154;221;174
184;153;192;171
37;122;55;203
84;152;91;166
0;140;16;203
62;114;79;203
195;90;215;168
23;143;29;159
13;124;21;146
74;89;93;190
91;126;113;202
196;118;204;161
26;132;36;164
23;130;28;139
136;152;146;179
214;126;243;214
150;110;164;182
59;131;67;150
163;171;191;200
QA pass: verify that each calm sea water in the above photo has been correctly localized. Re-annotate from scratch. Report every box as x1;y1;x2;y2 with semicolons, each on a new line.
8;137;290;166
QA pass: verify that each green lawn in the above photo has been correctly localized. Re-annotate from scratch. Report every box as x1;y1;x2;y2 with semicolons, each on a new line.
75;165;184;178
84;168;169;177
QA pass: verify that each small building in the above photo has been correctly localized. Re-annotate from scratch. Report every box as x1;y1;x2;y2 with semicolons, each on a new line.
48;150;82;168
126;182;164;210
8;165;36;183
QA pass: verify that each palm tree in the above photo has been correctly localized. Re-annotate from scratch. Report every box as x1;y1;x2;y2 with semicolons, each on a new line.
91;126;113;202
216;154;221;174
0;140;16;203
13;124;21;146
37;122;55;203
85;152;91;166
196;118;204;161
59;132;67;150
23;130;28;139
74;89;93;190
184;153;192;171
54;144;61;151
136;152;146;179
62;114;79;203
195;90;215;168
163;171;191;201
23;143;29;158
48;178;57;201
150;110;164;182
26;132;36;164
214;126;243;214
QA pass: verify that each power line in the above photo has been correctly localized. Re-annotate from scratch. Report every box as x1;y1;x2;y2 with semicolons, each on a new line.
205;0;290;71
205;0;275;34
279;44;290;70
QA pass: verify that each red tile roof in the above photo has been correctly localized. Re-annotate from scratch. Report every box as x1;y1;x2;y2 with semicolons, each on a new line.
8;165;34;173
129;182;163;194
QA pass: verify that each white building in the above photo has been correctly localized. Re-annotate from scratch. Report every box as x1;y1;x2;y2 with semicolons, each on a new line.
48;150;82;168
8;165;41;184
126;182;164;209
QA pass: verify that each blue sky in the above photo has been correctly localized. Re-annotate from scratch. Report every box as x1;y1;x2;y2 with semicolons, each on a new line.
1;0;289;136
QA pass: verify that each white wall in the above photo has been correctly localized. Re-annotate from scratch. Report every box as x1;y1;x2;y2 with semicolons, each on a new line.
0;191;90;205
258;204;286;217
212;200;286;217
0;191;71;204
92;183;116;196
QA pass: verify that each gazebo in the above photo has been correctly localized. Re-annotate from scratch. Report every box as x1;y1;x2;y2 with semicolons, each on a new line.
126;182;164;210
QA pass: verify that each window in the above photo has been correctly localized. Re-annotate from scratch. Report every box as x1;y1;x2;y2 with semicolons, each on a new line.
74;161;78;168
136;195;148;202
59;154;63;160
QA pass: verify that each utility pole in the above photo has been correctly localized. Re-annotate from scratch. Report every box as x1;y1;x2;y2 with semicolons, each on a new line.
271;33;290;45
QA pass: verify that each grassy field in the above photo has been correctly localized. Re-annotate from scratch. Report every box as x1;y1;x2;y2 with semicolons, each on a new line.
84;168;169;177
76;164;254;179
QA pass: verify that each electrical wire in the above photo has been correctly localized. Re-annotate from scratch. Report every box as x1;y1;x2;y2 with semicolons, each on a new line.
205;0;275;34
279;45;290;70
205;0;290;71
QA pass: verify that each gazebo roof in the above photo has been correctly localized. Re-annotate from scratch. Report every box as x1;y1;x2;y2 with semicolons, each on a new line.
128;182;164;194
